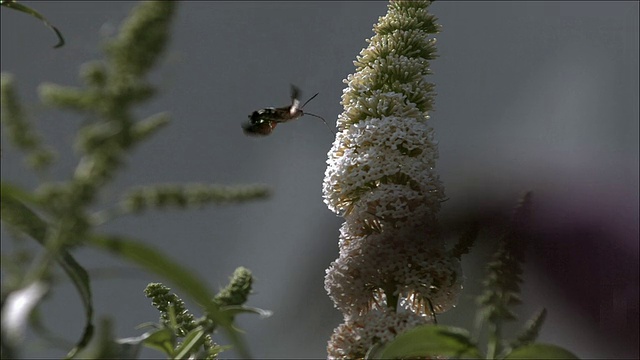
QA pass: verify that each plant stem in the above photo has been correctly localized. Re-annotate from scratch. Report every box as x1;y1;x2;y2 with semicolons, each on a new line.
487;319;502;359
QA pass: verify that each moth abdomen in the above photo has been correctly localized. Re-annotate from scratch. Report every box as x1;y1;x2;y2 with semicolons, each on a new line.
242;119;277;136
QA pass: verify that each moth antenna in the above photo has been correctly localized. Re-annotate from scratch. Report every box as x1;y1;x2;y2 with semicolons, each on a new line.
301;92;319;109
305;112;335;135
426;298;438;325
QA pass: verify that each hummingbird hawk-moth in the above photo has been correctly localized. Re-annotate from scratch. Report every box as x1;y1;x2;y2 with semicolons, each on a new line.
242;85;333;136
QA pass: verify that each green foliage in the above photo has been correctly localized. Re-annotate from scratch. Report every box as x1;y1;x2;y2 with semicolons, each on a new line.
0;1;269;358
1;183;95;357
369;325;483;359
71;319;137;359
505;343;580;359
121;185;269;215
140;269;268;359
477;192;532;358
1;75;56;171
508;308;547;353
451;222;479;259
213;267;253;308
104;0;175;78
372;193;579;359
145;283;198;337
143;284;217;359
0;0;65;48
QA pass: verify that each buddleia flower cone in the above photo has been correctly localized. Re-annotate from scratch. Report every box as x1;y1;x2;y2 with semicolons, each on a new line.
322;2;463;355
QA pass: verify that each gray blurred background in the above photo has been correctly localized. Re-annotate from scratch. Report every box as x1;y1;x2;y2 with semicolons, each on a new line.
1;1;638;358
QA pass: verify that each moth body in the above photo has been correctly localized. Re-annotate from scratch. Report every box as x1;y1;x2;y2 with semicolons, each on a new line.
242;85;332;136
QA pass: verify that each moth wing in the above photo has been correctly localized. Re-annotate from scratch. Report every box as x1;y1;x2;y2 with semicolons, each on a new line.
290;98;300;115
290;85;302;114
290;85;301;102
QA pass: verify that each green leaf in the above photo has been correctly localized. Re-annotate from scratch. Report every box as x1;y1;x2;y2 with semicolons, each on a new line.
0;182;46;238
0;183;95;358
116;327;175;357
505;343;580;359
1;0;65;48
60;252;95;358
507;308;547;351
221;305;273;319
137;328;176;356
88;234;249;358
372;324;484;359
172;326;206;359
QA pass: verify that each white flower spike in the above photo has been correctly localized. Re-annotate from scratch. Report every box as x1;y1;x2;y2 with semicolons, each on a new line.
322;1;464;357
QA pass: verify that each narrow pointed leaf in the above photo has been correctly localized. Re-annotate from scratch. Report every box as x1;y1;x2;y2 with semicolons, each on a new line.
222;305;273;319
172;326;206;359
508;308;547;351
0;182;46;239
1;1;65;48
0;183;95;358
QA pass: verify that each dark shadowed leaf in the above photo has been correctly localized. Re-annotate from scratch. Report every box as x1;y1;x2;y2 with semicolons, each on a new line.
505;343;580;359
371;324;483;359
